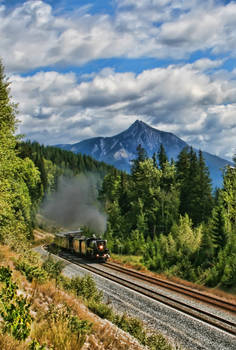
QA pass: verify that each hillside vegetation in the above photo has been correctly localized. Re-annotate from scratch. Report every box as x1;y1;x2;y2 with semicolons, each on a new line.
1;240;180;350
100;144;236;290
0;59;179;349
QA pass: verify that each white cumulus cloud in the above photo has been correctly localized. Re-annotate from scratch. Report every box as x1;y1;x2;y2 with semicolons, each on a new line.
10;61;236;160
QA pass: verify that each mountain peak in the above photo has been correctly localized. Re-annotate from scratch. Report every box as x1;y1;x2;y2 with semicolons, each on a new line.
55;120;232;187
130;119;149;129
125;119;154;138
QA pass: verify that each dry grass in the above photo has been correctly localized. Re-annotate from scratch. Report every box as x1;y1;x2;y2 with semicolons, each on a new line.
30;282;146;349
86;322;147;350
0;245;18;268
0;333;27;350
0;246;146;350
32;229;54;247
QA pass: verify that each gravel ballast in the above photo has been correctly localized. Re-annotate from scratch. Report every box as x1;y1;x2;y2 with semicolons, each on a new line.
35;247;236;350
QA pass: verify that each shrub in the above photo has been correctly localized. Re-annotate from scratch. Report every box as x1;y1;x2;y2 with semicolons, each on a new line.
33;303;93;350
88;300;114;320
146;334;173;350
28;339;48;350
113;313;146;344
15;258;48;283
42;255;65;281
69;274;103;302
0;266;32;341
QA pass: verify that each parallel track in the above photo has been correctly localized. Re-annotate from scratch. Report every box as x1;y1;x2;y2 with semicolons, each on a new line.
105;262;236;313
59;252;236;337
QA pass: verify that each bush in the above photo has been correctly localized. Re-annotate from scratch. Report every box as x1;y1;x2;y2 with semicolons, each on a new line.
69;274;103;302
113;313;146;345
35;303;93;350
88;300;114;320
28;339;48;350
42;255;65;281
15;258;48;283
0;266;32;341
146;334;173;350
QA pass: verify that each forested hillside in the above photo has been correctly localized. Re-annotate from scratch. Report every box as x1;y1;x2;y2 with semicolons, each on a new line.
0;58;114;243
100;144;236;288
1;56;235;292
0;60;41;245
0;60;175;350
17;140;115;199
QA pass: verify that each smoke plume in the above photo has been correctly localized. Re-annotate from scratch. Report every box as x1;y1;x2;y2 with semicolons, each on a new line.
42;173;107;234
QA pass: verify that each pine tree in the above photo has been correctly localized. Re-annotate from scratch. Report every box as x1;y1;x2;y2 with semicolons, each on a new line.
210;205;227;252
176;147;191;217
0;60;40;242
158;144;168;170
176;147;213;225
195;150;213;223
131;144;148;175
0;60;16;132
221;159;236;233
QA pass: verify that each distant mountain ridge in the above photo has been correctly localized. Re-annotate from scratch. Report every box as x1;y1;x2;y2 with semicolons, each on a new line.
56;120;232;187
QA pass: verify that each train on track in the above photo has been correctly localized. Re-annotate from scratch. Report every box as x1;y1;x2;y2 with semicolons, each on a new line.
54;230;110;262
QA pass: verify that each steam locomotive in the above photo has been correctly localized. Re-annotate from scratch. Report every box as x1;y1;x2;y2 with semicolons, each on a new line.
54;230;110;262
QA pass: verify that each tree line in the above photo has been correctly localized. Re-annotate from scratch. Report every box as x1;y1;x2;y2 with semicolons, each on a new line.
100;144;236;288
0;59;114;245
1;58;235;288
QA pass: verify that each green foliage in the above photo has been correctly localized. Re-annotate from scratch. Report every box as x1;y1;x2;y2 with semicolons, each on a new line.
158;143;168;170
42;255;65;281
28;339;48;350
209;205;227;252
204;159;236;287
102;142;235;289
114;313;146;344
88;301;114;320
68;274;103;302
146;333;173;350
46;303;92;333
45;303;92;347
0;60;41;242
17;140;115;194
176;148;213;226
0;266;32;341
15;258;48;283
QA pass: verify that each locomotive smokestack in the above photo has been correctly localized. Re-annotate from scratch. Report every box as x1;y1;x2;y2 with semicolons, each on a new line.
41;173;106;234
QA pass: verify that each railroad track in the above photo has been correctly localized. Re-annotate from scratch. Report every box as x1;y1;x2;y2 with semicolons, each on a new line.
58;251;236;337
105;262;236;313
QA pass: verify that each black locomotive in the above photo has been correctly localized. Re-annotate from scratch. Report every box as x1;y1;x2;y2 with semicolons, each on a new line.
54;230;110;262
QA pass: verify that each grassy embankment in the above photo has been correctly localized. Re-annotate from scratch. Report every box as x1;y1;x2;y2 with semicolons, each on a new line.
0;231;179;350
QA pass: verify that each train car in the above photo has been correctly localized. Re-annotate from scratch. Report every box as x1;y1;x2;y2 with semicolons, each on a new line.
54;231;81;251
54;231;110;262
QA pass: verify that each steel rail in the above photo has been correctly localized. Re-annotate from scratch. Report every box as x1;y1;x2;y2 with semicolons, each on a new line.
105;262;236;313
60;253;236;337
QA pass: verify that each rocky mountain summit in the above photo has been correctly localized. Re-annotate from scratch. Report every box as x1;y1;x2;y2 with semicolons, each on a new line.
56;120;232;187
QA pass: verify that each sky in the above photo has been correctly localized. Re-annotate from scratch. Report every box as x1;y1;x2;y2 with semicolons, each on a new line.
1;0;236;160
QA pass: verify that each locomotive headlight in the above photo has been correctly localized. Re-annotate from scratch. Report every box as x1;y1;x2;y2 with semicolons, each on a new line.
98;245;104;250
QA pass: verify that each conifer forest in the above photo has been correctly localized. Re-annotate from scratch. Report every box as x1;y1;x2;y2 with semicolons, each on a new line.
1;59;236;291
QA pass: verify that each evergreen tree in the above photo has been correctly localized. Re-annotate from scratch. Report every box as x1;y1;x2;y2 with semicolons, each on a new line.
195;150;213;224
221;159;236;233
0;60;40;242
176;147;213;225
176;147;190;216
210;205;227;253
131;144;148;175
158;144;168;170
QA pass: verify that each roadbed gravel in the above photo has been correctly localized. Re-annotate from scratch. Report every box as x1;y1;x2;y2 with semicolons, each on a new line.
35;247;236;350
